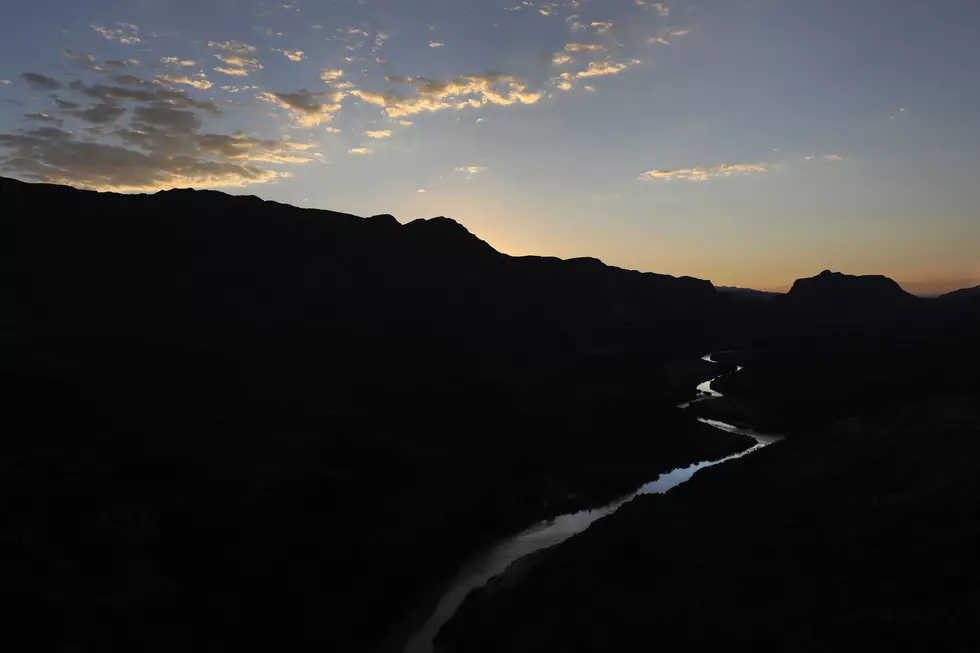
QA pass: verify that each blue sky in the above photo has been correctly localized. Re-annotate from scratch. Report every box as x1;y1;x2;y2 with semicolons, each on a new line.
2;0;978;292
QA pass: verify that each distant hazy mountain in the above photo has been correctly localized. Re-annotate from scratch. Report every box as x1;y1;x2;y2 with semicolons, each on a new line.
937;284;980;303
714;286;782;300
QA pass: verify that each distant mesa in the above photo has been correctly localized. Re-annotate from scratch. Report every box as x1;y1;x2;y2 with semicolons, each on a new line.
785;269;918;308
937;284;980;303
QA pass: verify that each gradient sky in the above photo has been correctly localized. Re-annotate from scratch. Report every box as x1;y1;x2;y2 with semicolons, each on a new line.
2;0;978;292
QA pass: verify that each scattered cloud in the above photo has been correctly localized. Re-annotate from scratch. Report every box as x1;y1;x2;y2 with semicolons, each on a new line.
565;43;608;52
71;80;222;113
455;165;487;178
70;103;127;124
156;74;214;90
24;113;61;123
552;53;573;65
21;73;64;90
416;188;426;193
639;163;769;182
348;147;372;155
365;130;393;139
648;28;691;45
636;1;671;16
220;84;260;93
106;59;140;69
161;57;196;67
591;21;615;35
215;67;251;77
256;89;344;127
0;80;11;85
583;85;596;92
803;155;815;161
208;40;257;55
0;116;313;192
350;73;542;118
320;69;345;83
396;120;414;126
429;42;444;48
824;154;844;161
63;48;97;68
272;48;305;62
91;23;142;45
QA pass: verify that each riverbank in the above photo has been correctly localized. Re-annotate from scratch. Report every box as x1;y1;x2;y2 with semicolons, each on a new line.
393;353;772;653
436;395;980;651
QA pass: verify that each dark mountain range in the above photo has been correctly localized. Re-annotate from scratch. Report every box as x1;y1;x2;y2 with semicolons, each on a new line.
714;285;782;300
937;284;980;303
1;177;739;653
3;177;978;653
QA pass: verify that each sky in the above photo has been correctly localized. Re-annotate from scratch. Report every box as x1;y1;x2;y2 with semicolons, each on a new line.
1;0;978;293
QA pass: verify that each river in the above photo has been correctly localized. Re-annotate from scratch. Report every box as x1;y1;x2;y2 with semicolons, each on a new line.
398;353;782;653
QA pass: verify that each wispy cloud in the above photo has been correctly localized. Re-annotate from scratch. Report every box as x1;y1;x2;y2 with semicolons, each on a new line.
824;154;844;161
647;28;691;45
320;69;345;83
256;89;344;127
636;1;671;17
208;40;257;55
455;165;487;178
591;21;615;35
429;41;444;48
348;147;373;155
272;48;305;62
552;53;573;65
161;57;196;67
565;43;608;53
365;130;393;139
156;74;214;90
0;80;11;85
639;163;769;182
21;73;63;90
350;73;542;118
91;23;142;44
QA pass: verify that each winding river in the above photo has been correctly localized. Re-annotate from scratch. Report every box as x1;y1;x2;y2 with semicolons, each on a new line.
399;353;782;653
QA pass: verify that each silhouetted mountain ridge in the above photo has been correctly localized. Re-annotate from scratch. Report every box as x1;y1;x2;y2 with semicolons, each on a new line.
784;269;918;309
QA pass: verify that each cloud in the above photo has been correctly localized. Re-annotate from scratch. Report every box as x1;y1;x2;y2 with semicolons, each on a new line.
213;54;264;76
132;105;203;134
350;72;542;118
572;59;640;78
429;42;444;48
272;48;305;62
63;48;97;68
1;80;11;85
25;113;61;124
220;84;260;93
215;67;251;77
54;98;79;109
636;1;671;16
364;130;393;139
0;120;313;192
639;163;769;182
565;43;608;52
320;69;345;83
647;28;690;45
106;59;141;69
583;85;596;92
455;165;487;178
114;75;145;85
416;188;426;193
160;57;197;67
71;103;128;124
396;120;414;126
21;73;64;90
803;155;815;161
348;147;372;155
591;21;615;34
208;40;257;55
69;79;222;114
552;53;573;65
824;154;844;161
91;24;142;45
156;74;214;90
325;126;342;133
256;89;344;127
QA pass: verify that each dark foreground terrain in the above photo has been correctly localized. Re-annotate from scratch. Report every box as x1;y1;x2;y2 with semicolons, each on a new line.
440;279;980;651
4;177;978;652
3;177;748;652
